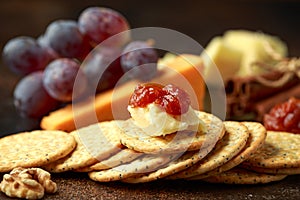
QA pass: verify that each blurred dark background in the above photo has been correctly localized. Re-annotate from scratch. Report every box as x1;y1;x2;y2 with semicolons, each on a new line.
1;0;300;135
1;0;300;54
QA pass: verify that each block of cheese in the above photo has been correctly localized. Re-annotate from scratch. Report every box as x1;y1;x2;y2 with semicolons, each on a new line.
201;36;242;85
40;54;205;132
222;30;288;76
202;30;288;84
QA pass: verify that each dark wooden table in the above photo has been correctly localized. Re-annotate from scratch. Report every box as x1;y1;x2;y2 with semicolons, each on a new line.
1;1;300;199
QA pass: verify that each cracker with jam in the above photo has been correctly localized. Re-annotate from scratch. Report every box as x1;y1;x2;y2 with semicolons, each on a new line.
1;83;300;189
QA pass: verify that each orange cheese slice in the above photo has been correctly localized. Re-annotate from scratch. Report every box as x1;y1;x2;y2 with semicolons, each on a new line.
40;54;206;132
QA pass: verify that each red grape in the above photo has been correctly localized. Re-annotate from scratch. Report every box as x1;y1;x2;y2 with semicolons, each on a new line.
2;36;53;75
43;20;91;60
43;58;88;102
78;7;130;47
37;35;60;60
81;46;123;92
13;71;59;118
37;34;50;47
121;41;158;80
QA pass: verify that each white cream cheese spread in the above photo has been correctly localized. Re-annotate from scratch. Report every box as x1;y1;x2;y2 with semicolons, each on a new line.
128;103;206;136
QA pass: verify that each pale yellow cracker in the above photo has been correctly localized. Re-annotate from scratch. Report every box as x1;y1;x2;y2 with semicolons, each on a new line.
73;165;94;173
88;153;173;182
189;122;266;180
202;167;287;184
116;111;225;154
241;165;300;175
122;148;214;183
75;148;142;173
0;130;76;173
43;121;121;172
90;148;142;170
243;131;300;169
169;121;249;179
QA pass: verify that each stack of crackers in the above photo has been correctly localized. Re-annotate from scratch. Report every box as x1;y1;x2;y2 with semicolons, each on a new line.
1;111;300;186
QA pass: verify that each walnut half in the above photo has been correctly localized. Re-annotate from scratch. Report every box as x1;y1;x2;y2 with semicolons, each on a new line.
0;167;57;199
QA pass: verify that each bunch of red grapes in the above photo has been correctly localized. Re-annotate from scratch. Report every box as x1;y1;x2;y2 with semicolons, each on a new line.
2;7;159;118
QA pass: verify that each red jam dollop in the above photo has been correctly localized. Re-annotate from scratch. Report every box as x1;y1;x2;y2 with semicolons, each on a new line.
263;97;300;134
129;83;191;115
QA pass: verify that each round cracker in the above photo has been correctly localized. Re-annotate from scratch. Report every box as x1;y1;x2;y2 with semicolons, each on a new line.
201;167;287;184
243;131;300;169
90;148;142;170
43;121;121;172
0;130;76;173
189;122;266;180
115;111;225;154
76;148;142;172
88;153;174;182
73;165;94;173
241;165;300;175
169;121;249;179
122;148;214;183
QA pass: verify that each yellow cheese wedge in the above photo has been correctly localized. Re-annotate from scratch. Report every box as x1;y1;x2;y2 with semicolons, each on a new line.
40;54;205;132
222;30;288;76
201;36;242;84
202;30;288;82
